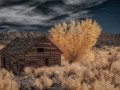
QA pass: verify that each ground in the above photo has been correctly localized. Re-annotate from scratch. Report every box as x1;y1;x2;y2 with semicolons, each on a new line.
0;45;120;90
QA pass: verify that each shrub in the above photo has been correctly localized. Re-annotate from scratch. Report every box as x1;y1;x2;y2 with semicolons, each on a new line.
20;49;120;90
25;53;120;90
61;76;81;90
0;69;19;90
33;74;53;90
48;19;101;63
24;67;34;76
93;79;119;90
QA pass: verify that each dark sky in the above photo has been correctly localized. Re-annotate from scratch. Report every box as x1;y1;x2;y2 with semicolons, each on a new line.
0;0;119;33
90;0;120;34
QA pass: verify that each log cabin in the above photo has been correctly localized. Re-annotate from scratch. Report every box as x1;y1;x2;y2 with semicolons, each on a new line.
0;36;62;74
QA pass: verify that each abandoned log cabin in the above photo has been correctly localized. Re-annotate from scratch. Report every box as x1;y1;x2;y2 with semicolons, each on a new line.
0;36;62;74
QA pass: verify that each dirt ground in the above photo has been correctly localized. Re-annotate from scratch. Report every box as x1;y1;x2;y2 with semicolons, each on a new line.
94;46;120;63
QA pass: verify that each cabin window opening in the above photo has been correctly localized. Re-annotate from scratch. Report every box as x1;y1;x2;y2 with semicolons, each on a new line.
45;58;49;66
37;48;44;52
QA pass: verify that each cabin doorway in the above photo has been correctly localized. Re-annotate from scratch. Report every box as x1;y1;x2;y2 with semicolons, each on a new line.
45;58;49;66
19;60;25;72
3;57;6;68
19;64;24;72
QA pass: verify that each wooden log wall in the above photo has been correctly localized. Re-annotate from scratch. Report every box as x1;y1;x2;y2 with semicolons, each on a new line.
24;41;61;67
0;57;1;68
0;38;61;74
2;54;25;73
2;54;11;70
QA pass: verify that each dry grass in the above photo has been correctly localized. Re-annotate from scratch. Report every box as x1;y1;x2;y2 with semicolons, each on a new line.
33;74;53;90
0;69;19;90
0;47;120;90
22;48;120;90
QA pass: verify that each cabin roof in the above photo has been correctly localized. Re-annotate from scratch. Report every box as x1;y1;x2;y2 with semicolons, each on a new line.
1;36;62;54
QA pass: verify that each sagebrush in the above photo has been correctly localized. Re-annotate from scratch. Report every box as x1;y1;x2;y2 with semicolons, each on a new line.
24;50;120;90
0;69;19;90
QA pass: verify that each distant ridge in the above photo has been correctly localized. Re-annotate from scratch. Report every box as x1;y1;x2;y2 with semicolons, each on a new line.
0;32;120;46
0;32;45;45
97;33;120;46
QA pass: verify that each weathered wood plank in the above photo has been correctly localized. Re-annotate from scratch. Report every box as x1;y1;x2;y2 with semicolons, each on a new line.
50;60;60;62
25;55;37;58
49;59;61;61
31;47;57;49
26;59;38;61
26;53;50;56
25;57;37;60
35;42;52;45
50;57;61;59
34;44;53;47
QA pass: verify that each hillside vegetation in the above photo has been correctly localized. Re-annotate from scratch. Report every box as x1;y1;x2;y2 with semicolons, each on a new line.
0;32;120;46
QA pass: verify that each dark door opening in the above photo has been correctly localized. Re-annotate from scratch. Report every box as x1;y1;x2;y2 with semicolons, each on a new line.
19;60;24;72
19;64;24;72
2;57;6;68
45;58;49;66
